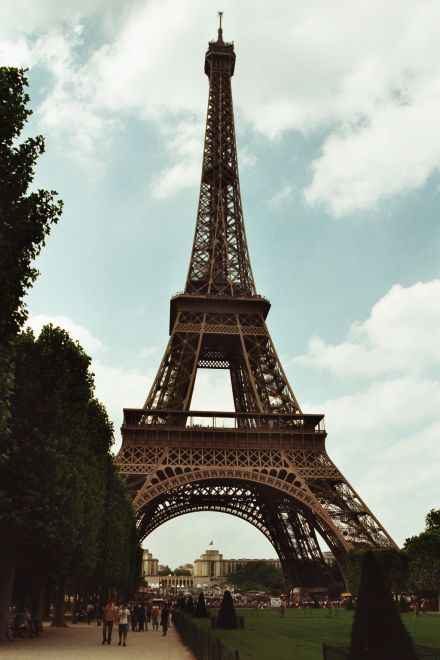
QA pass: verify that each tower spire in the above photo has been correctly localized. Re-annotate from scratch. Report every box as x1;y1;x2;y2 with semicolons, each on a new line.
185;18;254;297
217;10;224;43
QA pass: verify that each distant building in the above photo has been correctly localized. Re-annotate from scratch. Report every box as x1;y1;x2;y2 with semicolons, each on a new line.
142;549;159;578
193;548;281;587
322;551;336;566
141;547;282;593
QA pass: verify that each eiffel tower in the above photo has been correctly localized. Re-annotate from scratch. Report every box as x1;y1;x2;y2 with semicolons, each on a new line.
116;18;395;591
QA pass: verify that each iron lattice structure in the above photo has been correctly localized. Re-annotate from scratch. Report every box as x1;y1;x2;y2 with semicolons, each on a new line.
116;24;396;590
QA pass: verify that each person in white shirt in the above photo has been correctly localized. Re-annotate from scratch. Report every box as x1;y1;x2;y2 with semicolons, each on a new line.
117;604;131;647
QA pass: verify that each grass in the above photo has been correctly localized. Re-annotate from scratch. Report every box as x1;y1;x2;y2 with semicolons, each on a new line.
188;608;440;660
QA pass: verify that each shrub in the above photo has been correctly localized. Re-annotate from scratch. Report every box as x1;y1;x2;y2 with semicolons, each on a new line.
194;591;209;618
350;551;416;659
217;590;237;629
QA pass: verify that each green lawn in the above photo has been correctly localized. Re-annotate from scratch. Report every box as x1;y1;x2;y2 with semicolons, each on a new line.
189;609;440;660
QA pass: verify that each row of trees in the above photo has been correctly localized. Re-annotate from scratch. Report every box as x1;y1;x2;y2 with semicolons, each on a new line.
227;561;284;595
0;68;141;641
346;509;440;605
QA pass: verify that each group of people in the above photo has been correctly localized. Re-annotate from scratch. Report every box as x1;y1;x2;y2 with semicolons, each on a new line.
100;600;171;646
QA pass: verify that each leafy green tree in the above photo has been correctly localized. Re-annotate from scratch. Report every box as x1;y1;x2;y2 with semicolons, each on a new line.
158;566;173;576
405;509;440;608
0;67;62;439
217;590;237;629
92;462;141;602
0;325;142;636
346;547;408;596
350;551;416;659
227;561;284;595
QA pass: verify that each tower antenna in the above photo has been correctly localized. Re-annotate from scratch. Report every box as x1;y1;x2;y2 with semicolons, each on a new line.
218;10;224;42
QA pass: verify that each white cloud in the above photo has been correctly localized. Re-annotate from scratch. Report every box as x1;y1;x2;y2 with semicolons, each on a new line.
268;184;294;209
141;346;157;359
297;280;440;377
4;0;440;209
304;79;440;215
298;279;440;544
150;120;204;199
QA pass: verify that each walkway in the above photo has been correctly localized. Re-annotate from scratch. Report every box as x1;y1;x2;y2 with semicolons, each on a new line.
1;621;195;659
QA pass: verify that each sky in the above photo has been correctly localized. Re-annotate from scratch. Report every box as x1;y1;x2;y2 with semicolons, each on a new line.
2;0;440;569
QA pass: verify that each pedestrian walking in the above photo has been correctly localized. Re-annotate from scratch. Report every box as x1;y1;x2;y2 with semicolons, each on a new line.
160;604;170;637
101;599;117;645
117;603;131;647
151;605;159;630
137;603;146;631
86;602;94;625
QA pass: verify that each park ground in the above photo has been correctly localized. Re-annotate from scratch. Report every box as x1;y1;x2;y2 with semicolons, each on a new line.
2;610;440;660
199;608;440;660
0;621;195;660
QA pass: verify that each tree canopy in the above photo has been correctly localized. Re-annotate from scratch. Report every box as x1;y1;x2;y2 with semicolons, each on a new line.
0;67;62;438
227;561;284;595
405;509;440;606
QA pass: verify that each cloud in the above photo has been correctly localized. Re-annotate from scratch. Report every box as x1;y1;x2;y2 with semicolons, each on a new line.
298;279;440;544
141;346;157;359
297;280;440;377
150;120;204;199
267;184;294;209
304;81;440;215
3;1;440;209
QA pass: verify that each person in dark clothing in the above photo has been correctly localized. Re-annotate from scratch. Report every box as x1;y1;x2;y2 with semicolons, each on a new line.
160;605;170;636
130;606;138;631
137;604;146;631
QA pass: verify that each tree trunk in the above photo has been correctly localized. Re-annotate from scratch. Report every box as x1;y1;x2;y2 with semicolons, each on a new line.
32;572;46;625
51;577;68;627
0;547;16;642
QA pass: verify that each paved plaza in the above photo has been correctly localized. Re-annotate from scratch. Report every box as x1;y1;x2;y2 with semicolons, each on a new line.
1;622;195;659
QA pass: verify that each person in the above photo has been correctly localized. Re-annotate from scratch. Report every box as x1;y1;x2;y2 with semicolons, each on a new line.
160;604;170;637
86;602;94;625
137;603;146;631
146;601;152;624
279;601;285;617
130;605;138;632
96;601;103;626
117;603;131;647
151;604;159;630
102;599;117;645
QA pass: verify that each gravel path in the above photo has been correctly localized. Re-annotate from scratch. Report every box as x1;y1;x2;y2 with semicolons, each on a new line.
1;622;195;659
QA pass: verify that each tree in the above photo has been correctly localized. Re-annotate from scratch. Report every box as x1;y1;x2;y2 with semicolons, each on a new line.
405;509;440;608
217;590;237;629
0;67;62;439
1;326;96;629
346;547;408;596
350;551;416;659
227;561;284;595
158;566;172;576
194;591;209;618
0;325;142;637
